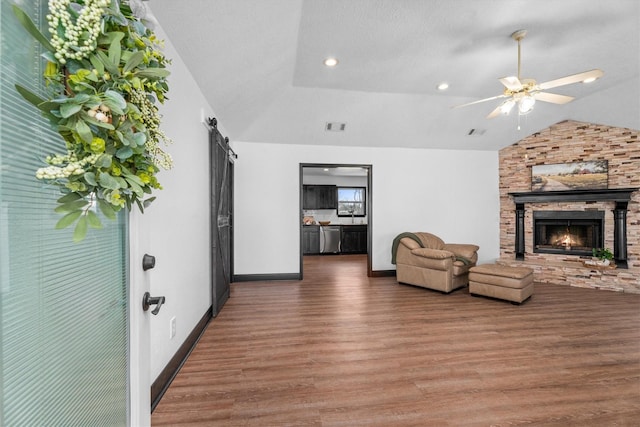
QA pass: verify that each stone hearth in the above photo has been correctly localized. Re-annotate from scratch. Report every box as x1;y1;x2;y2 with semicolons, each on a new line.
499;120;640;294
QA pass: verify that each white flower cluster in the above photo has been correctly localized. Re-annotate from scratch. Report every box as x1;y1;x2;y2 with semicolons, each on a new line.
147;135;173;171
47;0;111;64
36;152;98;180
87;104;111;123
130;89;173;170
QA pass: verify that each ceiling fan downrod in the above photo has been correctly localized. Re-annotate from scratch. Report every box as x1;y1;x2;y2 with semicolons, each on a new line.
511;29;527;81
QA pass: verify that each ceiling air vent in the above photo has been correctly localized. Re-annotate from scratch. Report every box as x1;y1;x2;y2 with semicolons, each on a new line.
325;122;346;132
467;128;486;136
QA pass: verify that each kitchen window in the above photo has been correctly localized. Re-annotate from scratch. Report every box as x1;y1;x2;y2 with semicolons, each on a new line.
337;187;366;217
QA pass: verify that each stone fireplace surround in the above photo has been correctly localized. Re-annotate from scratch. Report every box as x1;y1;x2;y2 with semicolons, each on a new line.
509;188;635;267
499;120;640;294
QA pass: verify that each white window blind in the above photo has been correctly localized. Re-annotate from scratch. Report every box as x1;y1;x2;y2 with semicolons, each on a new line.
1;1;129;425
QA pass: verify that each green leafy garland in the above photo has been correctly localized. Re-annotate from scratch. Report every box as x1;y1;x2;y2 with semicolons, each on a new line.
13;0;172;241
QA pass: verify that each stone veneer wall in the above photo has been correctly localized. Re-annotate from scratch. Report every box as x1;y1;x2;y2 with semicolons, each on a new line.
499;120;640;293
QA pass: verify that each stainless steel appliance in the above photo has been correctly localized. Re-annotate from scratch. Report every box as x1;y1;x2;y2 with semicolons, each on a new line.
319;226;341;254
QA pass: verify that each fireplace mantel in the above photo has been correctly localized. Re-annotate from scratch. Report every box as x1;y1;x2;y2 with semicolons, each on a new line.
509;188;638;204
508;188;638;268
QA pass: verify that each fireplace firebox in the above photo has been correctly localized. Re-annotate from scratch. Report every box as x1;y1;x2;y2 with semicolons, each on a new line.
533;211;604;256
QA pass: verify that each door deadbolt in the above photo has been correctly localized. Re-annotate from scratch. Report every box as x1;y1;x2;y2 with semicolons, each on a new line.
142;254;156;271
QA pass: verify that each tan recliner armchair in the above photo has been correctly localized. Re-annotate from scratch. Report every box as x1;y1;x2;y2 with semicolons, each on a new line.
393;232;479;293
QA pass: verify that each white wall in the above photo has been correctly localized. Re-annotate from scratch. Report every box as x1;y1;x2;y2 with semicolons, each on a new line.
137;22;220;382
232;141;500;275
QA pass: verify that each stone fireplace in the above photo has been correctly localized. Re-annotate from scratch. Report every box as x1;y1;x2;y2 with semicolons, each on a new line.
508;188;635;269
498;120;640;294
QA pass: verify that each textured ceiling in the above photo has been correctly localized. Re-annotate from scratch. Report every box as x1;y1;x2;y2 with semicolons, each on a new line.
149;0;639;151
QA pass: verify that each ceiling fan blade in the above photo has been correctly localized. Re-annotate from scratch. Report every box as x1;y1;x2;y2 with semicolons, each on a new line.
486;104;505;119
538;69;604;90
533;92;574;104
452;94;507;109
499;76;522;91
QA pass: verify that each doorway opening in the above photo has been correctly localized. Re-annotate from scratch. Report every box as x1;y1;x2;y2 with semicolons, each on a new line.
299;163;373;278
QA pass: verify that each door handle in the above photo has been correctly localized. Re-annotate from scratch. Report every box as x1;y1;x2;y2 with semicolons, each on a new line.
142;292;165;315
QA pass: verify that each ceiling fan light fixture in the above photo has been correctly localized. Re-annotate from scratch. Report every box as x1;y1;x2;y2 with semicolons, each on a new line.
518;95;536;115
500;99;516;115
436;82;449;91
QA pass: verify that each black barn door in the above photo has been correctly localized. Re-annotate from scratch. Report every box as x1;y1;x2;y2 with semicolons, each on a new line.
208;118;233;316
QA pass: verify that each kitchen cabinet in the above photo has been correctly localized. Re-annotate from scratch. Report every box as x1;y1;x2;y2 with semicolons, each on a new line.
340;225;368;254
303;185;337;210
302;225;320;254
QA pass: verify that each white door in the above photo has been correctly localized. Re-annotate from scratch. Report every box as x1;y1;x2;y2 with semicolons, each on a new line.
1;0;134;424
128;209;153;426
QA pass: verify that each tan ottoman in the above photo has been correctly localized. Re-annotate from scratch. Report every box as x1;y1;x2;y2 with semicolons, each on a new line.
469;264;534;304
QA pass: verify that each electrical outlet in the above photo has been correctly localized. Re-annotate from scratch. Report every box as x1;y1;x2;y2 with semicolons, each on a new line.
170;316;176;339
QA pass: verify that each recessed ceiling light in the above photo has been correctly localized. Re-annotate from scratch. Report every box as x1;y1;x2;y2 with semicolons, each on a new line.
582;77;597;83
324;57;339;67
437;82;449;91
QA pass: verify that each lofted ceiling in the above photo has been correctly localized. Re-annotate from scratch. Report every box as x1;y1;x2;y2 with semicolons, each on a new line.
148;0;639;151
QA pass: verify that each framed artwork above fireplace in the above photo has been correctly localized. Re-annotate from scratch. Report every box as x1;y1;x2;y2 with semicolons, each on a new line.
531;160;608;192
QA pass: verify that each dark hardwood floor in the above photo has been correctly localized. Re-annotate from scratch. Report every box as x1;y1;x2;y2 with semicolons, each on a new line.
152;254;640;426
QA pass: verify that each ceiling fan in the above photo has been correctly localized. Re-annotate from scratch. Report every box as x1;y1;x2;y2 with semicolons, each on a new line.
455;29;604;118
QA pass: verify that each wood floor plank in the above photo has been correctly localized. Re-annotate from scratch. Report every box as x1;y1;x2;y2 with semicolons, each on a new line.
152;254;640;426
